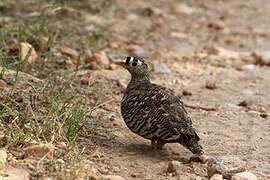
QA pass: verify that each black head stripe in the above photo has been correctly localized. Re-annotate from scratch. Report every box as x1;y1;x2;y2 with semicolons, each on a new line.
125;57;131;64
133;58;138;63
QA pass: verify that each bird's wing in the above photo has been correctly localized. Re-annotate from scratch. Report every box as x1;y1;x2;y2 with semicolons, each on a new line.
137;84;200;142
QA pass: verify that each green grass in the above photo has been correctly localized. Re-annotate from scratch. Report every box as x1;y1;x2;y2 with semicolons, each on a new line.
0;86;88;147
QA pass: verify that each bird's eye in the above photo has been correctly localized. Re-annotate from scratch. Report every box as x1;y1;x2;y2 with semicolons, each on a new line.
125;57;131;64
132;62;137;66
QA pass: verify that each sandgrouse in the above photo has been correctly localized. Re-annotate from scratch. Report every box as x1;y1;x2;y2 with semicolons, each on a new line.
115;57;208;163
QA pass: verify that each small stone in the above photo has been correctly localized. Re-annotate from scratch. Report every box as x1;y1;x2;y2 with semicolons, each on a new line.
19;42;38;64
210;174;223;180
242;64;256;71
167;161;184;174
0;149;7;167
260;113;268;118
85;51;110;69
0;80;7;90
232;171;257;180
205;80;217;90
238;100;252;107
182;90;192;96
207;156;246;179
170;32;188;39
177;172;197;180
130;173;138;177
153;61;171;74
56;44;79;60
175;3;195;15
207;20;226;31
102;175;126;180
252;51;270;66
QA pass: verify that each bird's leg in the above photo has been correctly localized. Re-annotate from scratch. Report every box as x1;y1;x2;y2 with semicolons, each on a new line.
151;139;157;149
156;139;166;149
189;154;209;164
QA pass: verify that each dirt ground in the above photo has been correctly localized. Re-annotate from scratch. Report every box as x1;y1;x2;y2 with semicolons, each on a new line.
0;0;270;179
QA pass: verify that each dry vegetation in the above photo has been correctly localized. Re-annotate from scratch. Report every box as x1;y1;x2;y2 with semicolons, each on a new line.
0;0;270;179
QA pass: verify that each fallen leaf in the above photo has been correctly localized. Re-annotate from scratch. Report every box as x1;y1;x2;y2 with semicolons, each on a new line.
19;42;38;64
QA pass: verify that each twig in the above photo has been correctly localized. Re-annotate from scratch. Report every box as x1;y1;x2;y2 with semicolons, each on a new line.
184;103;218;111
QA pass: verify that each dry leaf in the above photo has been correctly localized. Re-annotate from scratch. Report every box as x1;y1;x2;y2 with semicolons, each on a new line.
19;42;38;64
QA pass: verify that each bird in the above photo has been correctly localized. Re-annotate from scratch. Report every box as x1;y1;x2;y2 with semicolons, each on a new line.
115;56;208;163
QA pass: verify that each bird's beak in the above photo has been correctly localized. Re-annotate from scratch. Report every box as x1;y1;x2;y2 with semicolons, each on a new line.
114;60;126;67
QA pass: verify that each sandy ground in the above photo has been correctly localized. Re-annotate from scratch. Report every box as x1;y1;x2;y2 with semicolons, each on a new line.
1;0;270;179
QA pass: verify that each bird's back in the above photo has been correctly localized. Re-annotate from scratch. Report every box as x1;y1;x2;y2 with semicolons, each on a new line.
121;82;201;149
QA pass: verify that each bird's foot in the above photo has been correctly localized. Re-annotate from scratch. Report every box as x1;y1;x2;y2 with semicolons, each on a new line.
151;139;166;150
189;154;209;164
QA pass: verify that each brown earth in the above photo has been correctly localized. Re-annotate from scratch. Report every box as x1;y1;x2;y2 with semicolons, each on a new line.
0;0;270;179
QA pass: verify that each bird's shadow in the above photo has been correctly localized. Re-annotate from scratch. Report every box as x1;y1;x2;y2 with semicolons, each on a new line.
118;141;190;163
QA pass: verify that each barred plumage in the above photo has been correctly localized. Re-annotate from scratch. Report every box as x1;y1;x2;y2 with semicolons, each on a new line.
116;57;207;162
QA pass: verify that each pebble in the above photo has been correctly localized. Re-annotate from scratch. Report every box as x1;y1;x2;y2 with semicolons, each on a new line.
205;80;217;90
102;175;126;180
56;44;79;60
210;174;223;180
207;156;246;179
182;90;192;96
232;171;257;180
85;51;110;69
238;100;252;107
242;64;256;71
260;113;268;118
252;51;270;66
167;161;184;174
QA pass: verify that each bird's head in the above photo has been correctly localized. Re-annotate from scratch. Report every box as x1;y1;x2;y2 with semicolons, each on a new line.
115;57;150;79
